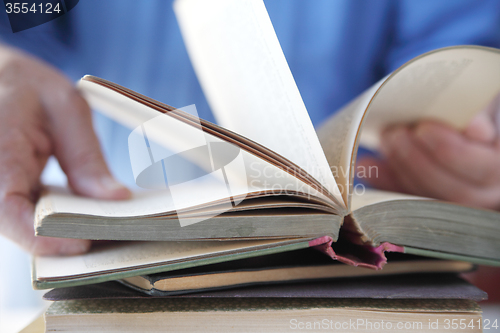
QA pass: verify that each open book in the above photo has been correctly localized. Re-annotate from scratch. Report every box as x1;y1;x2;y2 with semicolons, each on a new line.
35;0;500;280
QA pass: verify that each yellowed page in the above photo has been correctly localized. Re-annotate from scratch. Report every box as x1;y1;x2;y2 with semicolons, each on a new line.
35;183;335;225
350;189;429;211
318;46;500;210
77;79;336;218
36;184;249;218
174;0;344;209
34;239;300;280
317;82;383;208
36;161;334;223
360;46;500;150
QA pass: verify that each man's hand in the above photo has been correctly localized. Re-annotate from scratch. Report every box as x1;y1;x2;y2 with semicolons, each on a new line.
0;46;130;255
358;108;500;211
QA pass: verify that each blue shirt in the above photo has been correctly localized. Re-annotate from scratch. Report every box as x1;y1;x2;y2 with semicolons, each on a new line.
1;0;500;186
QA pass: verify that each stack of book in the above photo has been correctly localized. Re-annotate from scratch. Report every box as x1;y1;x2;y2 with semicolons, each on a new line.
30;0;500;331
38;274;486;332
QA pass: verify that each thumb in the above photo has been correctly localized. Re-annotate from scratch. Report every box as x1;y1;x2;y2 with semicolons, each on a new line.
46;88;130;200
464;94;499;144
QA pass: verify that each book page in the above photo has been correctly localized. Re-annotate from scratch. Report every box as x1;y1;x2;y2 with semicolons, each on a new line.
360;46;500;150
34;239;304;280
174;0;344;209
317;82;383;208
35;181;335;222
350;189;428;211
77;79;336;218
36;183;249;218
319;46;500;209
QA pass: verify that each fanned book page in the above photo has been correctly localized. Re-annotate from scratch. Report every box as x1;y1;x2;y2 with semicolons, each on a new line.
36;74;346;241
174;0;344;208
78;76;337;209
318;46;500;210
360;46;500;150
317;82;384;207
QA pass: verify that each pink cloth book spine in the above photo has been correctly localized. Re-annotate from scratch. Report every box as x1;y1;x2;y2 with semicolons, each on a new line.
309;236;404;270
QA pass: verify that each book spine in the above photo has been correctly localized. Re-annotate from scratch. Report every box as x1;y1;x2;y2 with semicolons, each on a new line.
310;236;404;270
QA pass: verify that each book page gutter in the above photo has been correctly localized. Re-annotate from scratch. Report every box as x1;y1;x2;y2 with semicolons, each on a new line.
174;0;344;210
35;239;304;279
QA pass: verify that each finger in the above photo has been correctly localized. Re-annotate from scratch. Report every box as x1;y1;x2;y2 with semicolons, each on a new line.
43;87;130;200
464;95;499;143
0;130;43;188
381;126;500;209
413;122;500;186
0;192;91;255
0;150;91;255
356;156;402;192
464;110;497;143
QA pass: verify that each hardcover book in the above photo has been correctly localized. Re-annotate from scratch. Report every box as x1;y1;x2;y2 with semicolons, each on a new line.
44;273;487;301
41;274;488;332
44;298;483;333
32;242;473;290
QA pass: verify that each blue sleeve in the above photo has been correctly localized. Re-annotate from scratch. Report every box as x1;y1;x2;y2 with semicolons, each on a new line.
385;0;500;71
357;0;500;174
